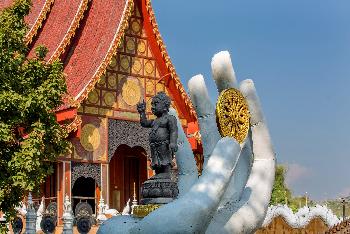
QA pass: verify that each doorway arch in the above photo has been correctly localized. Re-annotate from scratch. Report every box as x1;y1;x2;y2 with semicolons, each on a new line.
72;177;96;214
109;144;148;211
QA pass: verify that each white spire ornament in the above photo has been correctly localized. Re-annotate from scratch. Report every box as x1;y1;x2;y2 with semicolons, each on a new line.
131;182;138;215
97;192;107;224
62;194;73;234
25;193;36;234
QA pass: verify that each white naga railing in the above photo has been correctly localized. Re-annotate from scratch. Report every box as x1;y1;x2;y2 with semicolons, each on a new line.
262;204;341;228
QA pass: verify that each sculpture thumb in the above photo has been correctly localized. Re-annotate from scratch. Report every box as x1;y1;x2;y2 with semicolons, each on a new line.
169;108;198;197
130;137;240;233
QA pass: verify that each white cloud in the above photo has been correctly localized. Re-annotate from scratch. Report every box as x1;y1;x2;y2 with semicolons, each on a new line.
285;163;311;186
338;187;350;198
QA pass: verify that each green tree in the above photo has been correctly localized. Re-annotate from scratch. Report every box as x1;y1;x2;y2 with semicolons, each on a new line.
0;0;69;230
270;165;315;212
270;164;292;206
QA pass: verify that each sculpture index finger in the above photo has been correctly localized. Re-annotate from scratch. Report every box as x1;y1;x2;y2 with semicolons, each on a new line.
188;75;221;168
211;51;237;93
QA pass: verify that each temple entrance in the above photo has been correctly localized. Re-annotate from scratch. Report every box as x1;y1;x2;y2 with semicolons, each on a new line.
109;145;148;211
72;177;96;214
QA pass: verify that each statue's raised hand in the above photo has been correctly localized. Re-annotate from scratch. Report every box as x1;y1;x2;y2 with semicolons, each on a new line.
136;100;146;113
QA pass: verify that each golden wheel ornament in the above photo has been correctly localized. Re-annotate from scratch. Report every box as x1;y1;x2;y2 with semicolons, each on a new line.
80;124;100;151
122;79;141;106
216;88;250;143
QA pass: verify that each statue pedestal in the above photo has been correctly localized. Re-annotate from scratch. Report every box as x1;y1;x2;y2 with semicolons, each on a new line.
140;173;178;205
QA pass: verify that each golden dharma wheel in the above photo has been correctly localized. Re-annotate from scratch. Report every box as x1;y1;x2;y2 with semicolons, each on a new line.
216;88;250;143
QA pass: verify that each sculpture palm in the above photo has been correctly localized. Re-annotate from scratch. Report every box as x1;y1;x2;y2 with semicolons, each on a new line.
98;51;276;234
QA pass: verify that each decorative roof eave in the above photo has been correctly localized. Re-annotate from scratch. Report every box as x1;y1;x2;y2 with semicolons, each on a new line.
72;0;134;107
144;0;197;119
48;0;90;63
25;0;55;45
65;115;82;133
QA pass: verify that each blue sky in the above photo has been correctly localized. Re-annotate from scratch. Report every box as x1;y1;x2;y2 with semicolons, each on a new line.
152;0;350;201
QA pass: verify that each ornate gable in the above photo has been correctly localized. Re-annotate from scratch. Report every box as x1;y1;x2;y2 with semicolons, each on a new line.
78;3;188;125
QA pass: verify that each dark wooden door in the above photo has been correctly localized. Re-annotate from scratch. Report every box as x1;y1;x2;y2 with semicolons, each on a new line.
109;145;147;211
124;156;140;205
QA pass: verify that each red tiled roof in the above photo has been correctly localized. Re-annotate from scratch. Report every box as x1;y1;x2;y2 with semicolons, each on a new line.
63;0;128;102
1;0;198;125
0;0;55;44
25;0;51;29
25;0;54;44
27;0;88;61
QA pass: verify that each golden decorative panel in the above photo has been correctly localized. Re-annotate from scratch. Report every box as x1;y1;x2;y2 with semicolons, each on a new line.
120;55;130;72
156;82;165;93
80;123;101;151
137;39;147;56
144;59;155;76
99;108;113;117
84;106;99;115
146;80;155;96
114;111;139;120
131;57;143;75
72;116;108;162
121;78;141;106
87;89;99;104
130;18;141;36
107;73;117;89
126;36;136;54
102;91;116;107
216;88;250;143
109;56;118;69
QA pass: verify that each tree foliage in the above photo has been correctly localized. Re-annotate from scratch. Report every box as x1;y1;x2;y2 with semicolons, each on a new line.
270;165;292;206
270;164;314;212
0;0;69;228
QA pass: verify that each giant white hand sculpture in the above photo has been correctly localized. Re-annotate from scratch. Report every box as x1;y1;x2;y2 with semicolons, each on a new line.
98;51;276;234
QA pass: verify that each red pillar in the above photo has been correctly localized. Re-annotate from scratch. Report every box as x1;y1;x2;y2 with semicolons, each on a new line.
56;162;64;225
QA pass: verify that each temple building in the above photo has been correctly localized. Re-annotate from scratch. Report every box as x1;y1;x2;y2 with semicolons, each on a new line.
0;0;202;225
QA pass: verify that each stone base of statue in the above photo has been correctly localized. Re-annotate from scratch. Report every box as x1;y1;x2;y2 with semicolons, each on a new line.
140;173;178;205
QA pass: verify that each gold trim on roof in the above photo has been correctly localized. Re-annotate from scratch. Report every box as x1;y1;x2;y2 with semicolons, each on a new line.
25;0;55;45
48;0;89;63
73;0;134;106
65;115;82;133
145;0;196;118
